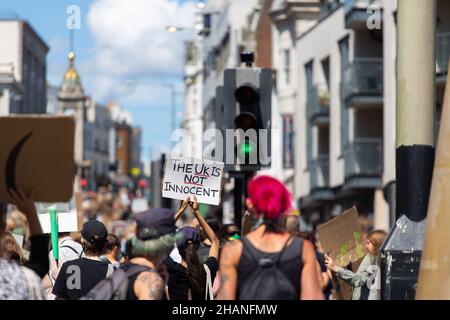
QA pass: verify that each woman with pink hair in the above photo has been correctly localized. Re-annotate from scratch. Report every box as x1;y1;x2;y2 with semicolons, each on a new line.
217;175;324;300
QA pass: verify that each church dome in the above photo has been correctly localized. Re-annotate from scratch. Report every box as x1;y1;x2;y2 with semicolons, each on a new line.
59;51;84;100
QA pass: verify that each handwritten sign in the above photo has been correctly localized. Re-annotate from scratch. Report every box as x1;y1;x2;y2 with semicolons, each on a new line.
316;207;365;267
162;158;224;205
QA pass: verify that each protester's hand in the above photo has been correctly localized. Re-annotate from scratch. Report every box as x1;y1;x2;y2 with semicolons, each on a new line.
8;187;42;235
174;196;191;222
324;254;338;272
189;195;199;212
180;196;190;212
52;265;61;281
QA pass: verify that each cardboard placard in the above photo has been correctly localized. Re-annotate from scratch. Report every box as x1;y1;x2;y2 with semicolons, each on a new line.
317;207;365;267
0;116;75;203
317;207;366;300
161;158;224;205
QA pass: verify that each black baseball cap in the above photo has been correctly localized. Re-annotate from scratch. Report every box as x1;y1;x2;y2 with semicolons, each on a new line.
136;208;175;241
81;220;108;243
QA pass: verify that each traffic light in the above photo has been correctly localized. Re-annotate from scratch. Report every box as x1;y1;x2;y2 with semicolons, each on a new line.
80;178;87;190
222;64;272;172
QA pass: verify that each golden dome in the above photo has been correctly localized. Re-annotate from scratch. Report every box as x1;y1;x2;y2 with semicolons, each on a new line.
63;51;79;81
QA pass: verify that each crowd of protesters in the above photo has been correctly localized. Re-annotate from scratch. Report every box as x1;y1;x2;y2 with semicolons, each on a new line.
0;176;387;300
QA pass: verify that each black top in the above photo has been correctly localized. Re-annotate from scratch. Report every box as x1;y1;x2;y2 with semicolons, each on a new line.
165;256;218;300
52;258;109;300
25;234;50;278
316;251;333;299
237;236;303;297
121;262;155;301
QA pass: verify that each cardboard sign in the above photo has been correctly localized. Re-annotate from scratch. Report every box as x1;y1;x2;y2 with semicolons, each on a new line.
162;158;224;205
37;197;79;234
317;207;365;267
0;116;75;203
317;207;366;300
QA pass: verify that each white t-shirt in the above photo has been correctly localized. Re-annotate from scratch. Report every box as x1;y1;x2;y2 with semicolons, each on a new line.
46;237;84;299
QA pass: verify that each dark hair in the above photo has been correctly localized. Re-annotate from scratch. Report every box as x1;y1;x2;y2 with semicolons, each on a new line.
178;242;206;297
82;237;107;256
105;234;120;252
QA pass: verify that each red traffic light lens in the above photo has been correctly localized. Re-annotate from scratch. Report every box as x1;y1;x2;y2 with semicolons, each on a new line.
235;112;257;131
235;85;259;105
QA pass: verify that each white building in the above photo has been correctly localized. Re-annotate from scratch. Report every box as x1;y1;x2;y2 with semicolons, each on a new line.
183;5;205;160
269;0;322;197
290;0;450;231
84;97;112;187
200;0;259;222
46;83;59;114
0;19;48;115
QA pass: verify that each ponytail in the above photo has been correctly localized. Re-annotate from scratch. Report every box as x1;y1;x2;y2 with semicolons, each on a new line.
183;242;206;297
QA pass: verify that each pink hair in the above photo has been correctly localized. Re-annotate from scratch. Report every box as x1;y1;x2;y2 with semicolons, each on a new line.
247;175;292;220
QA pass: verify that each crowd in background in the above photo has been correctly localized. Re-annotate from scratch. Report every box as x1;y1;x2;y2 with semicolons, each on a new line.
0;176;387;300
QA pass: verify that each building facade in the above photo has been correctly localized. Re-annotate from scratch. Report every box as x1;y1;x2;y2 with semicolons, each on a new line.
0;19;48;115
183;5;205;160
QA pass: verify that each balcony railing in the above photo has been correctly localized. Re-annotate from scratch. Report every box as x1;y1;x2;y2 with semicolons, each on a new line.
344;0;380;29
345;138;382;178
342;58;383;102
307;85;330;123
437;32;450;75
310;155;330;190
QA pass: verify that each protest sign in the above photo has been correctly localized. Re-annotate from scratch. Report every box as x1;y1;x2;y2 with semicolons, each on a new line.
162;158;224;205
37;196;79;234
0;116;75;203
317;207;366;300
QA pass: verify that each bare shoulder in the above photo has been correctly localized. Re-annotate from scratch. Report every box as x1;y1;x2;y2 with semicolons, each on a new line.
301;239;316;263
220;240;243;265
135;271;164;300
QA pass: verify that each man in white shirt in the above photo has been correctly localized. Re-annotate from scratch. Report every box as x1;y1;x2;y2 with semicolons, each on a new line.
44;233;83;299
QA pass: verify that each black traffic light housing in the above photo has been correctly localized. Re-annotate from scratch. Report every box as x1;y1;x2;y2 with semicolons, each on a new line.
222;66;272;172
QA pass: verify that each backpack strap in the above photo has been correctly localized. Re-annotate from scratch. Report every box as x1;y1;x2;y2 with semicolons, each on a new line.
275;235;294;265
123;264;155;278
106;263;115;278
60;245;83;258
241;238;260;264
203;264;214;300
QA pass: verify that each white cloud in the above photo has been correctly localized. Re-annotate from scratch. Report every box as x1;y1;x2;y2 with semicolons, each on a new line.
83;0;197;103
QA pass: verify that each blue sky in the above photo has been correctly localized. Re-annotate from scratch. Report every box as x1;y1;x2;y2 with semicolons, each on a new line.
1;0;201;162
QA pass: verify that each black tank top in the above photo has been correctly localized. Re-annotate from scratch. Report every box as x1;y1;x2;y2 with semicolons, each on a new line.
237;236;303;297
122;262;160;300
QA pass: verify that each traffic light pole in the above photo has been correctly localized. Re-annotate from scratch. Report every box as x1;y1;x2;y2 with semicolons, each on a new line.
380;0;436;300
232;171;255;228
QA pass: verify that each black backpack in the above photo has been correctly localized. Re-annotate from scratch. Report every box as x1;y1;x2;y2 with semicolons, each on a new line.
80;264;153;300
238;236;302;300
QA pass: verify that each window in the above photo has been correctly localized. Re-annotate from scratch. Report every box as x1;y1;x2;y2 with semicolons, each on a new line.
283;49;291;84
282;115;294;169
